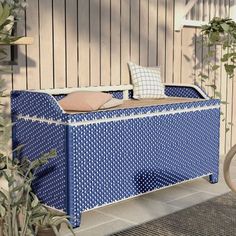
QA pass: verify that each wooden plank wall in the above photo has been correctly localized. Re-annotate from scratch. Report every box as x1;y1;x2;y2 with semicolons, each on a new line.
2;0;234;154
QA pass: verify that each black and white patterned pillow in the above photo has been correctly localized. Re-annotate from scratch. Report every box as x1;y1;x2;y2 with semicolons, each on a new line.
128;62;166;99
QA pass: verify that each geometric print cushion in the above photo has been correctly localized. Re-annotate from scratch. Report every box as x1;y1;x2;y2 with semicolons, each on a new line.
128;62;167;99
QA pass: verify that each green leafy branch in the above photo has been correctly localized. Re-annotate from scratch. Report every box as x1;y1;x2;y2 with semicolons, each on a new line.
200;17;236;132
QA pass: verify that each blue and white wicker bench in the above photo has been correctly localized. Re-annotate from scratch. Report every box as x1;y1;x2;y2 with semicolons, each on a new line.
11;84;220;227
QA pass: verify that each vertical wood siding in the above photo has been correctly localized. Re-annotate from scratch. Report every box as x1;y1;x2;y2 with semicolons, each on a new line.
6;0;234;154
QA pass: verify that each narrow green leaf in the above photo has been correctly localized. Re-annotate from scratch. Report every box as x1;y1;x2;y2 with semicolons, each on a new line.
31;193;39;208
221;101;229;105
221;23;230;32
209;31;220;43
215;91;221;98
212;65;220;71
0;4;11;27
0;204;6;217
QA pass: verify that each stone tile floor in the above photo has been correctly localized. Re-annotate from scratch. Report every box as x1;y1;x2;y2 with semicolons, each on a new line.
62;157;235;236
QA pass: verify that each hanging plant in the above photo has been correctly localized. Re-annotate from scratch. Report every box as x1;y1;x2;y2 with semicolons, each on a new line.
200;17;236;132
201;17;236;87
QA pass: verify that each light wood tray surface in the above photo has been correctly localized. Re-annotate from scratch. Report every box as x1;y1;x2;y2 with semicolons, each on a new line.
66;97;204;114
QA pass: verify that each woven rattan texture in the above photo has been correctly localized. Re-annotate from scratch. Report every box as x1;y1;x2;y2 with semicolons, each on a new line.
12;120;67;211
165;86;205;98
11;86;220;227
68;107;220;226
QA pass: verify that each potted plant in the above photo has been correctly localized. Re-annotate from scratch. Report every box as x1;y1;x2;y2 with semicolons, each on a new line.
0;150;56;236
0;148;75;236
201;17;236;79
0;149;76;236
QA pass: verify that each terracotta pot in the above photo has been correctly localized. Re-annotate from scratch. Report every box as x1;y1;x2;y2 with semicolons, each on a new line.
37;227;56;236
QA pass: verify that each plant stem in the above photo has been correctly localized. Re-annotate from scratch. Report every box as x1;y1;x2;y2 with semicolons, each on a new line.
21;177;34;236
20;192;29;236
7;192;12;236
12;206;19;236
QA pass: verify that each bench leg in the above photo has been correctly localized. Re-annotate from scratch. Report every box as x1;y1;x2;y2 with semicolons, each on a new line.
209;173;219;184
71;212;82;228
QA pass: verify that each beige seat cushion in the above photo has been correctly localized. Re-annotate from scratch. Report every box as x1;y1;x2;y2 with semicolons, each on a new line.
59;91;112;112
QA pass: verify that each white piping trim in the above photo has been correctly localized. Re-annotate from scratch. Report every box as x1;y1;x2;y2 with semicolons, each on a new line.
17;104;220;127
32;85;133;95
51;95;65;113
164;83;209;99
83;173;212;213
28;83;209;99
